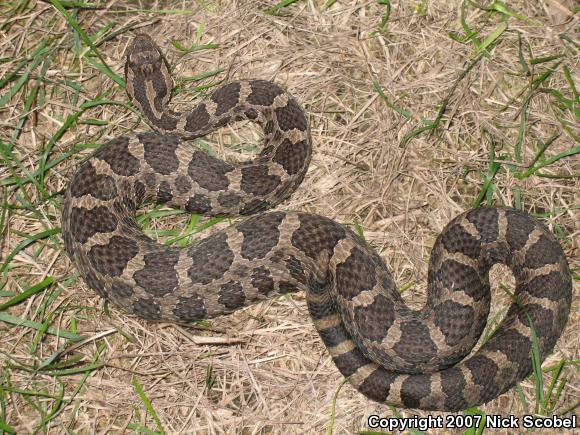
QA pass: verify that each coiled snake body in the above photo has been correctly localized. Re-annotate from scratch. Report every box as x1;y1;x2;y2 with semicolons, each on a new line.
61;35;572;411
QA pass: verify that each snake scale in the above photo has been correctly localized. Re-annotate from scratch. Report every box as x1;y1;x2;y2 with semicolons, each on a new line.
61;35;572;411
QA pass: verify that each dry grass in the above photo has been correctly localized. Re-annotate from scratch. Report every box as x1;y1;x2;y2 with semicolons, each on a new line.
0;0;578;434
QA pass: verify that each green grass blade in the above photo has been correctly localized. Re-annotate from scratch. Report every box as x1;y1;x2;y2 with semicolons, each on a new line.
264;0;303;15
524;312;544;413
0;277;55;311
0;418;16;434
473;21;508;58
374;81;411;117
517;146;580;179
1;228;61;276
0;42;50;109
132;376;165;434
327;377;350;435
170;40;219;53
49;0;124;87
0;312;84;342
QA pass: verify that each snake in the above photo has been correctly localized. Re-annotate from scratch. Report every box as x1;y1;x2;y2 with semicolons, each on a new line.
61;34;572;411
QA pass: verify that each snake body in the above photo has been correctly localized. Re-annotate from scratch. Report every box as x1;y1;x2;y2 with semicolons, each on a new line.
61;35;572;411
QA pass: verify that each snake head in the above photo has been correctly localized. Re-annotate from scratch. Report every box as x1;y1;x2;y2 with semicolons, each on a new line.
125;34;173;120
126;34;166;78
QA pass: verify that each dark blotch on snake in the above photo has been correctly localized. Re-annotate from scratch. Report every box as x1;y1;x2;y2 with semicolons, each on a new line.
133;298;162;320
465;355;499;388
331;345;369;377
336;246;377;299
218;193;241;208
96;136;140;176
244;108;258;120
517;303;555;343
440;223;481;259
139;132;180;175
69;206;117;244
440;367;468;410
317;324;349;347
84;271;108;298
175;175;191;194
505;209;536;251
157;180;173;203
174;292;206;321
401;375;432;409
433;300;475;347
250;266;274;294
291;214;345;261
88;236;139;277
393;320;438;366
70;163;117;200
433;259;486;301
238;212;284;260
275;99;308;131
134;249;180;297
211;82;241;116
520;271;570;302
247;80;284;106
353;294;395;341
274;138;309;175
143;172;157;190
188;150;233;191
212;114;231;129
111;280;134;298
279;282;295;293
240;165;281;196
187;233;234;285
185;103;210;133
186;194;211;213
218;281;246;309
156;113;179;131
359;368;398;403
466;208;499;243
525;234;563;269
486;328;531;365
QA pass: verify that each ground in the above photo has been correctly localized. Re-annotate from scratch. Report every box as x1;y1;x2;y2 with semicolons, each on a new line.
0;1;578;434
